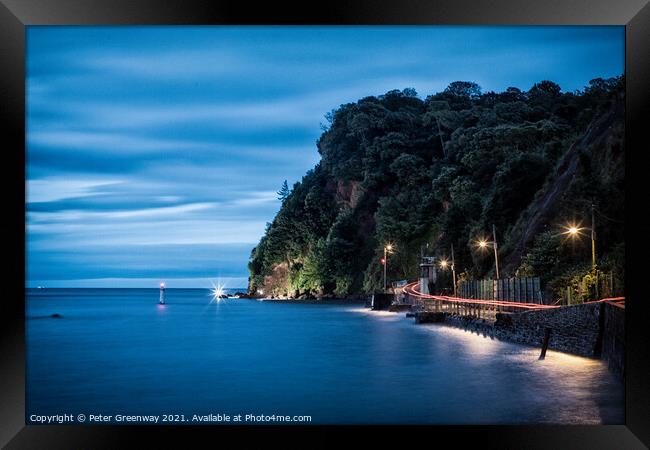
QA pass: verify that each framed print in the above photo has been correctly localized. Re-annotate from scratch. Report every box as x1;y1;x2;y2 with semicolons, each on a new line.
1;0;649;448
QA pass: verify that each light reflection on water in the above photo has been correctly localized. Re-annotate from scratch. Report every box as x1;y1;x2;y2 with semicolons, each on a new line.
350;308;623;424
27;289;623;425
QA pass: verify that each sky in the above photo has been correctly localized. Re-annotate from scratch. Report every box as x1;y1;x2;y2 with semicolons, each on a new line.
26;26;624;288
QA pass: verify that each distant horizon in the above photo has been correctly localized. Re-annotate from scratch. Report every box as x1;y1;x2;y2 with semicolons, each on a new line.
26;26;624;288
25;277;249;289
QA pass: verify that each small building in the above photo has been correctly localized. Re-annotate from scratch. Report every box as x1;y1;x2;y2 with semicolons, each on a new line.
420;256;437;295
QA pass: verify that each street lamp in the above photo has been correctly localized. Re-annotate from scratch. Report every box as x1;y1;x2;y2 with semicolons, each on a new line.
475;224;500;279
562;203;598;269
383;243;394;292
450;243;457;296
439;249;458;297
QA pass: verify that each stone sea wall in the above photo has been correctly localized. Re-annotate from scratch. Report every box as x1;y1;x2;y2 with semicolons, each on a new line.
600;302;625;377
414;301;625;378
492;303;602;356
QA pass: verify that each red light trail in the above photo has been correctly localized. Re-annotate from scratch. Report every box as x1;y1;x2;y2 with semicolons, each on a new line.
402;282;624;310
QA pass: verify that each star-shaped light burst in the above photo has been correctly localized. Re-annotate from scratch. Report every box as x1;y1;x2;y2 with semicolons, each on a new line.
209;280;227;303
561;223;585;238
475;238;491;250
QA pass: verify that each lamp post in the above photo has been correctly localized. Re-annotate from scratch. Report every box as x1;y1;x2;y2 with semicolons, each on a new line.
476;225;500;280
383;244;393;292
492;225;499;280
562;206;599;299
563;205;597;269
439;253;457;297
591;203;596;269
451;243;457;297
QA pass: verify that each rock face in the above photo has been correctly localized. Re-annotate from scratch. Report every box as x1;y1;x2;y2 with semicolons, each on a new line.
331;179;362;210
259;262;289;297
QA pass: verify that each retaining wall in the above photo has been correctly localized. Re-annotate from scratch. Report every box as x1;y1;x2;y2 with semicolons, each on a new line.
494;302;602;356
600;302;625;377
414;301;625;378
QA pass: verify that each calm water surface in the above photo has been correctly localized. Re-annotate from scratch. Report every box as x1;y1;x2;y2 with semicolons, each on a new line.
26;288;624;424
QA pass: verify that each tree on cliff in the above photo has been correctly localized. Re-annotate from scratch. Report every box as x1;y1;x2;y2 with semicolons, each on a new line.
277;180;290;202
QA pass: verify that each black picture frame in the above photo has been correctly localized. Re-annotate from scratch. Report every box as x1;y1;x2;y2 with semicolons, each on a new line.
1;0;649;447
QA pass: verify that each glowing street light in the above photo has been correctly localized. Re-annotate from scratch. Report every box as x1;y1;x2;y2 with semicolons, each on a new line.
439;259;449;268
562;223;588;237
567;226;580;235
383;243;394;292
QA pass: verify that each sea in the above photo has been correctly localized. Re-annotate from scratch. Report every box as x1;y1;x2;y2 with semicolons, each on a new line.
26;288;624;425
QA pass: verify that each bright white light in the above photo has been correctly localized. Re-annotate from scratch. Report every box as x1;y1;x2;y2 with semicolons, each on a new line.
160;282;165;288
562;224;584;238
210;280;226;302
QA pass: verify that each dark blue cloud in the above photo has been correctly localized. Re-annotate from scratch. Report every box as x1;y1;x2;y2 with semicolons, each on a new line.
26;26;624;287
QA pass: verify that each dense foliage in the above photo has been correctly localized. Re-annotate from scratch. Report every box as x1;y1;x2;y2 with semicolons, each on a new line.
248;78;624;300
